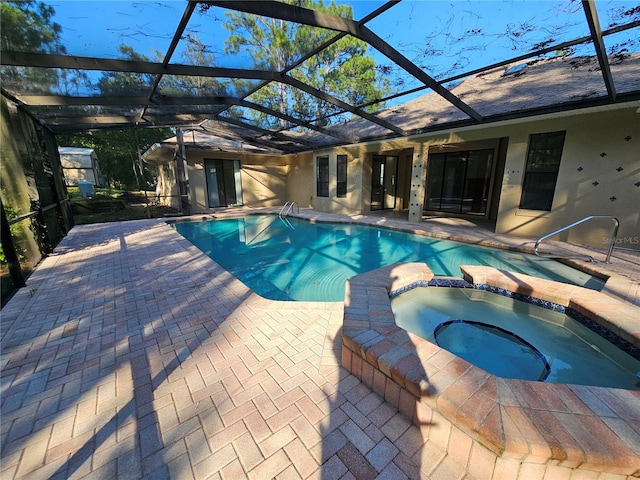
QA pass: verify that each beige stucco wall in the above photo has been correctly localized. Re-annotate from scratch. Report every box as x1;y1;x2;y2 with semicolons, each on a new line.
287;103;639;249
185;150;290;213
156;102;639;250
290;147;364;215
286;142;425;216
494;105;640;249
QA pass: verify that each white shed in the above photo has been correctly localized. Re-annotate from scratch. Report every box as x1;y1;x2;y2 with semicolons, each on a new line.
58;147;104;187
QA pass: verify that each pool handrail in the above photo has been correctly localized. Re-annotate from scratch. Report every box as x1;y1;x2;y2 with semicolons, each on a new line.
534;215;619;264
279;201;299;218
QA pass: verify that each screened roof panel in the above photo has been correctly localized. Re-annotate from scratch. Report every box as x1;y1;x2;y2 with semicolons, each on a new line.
144;104;228;117
610;49;640;94
364;1;593;80
273;0;388;21
219;105;282;131
287;35;395;109
595;1;640;30
362;87;432;112
246;82;345;124
178;4;252;69
46;1;180;60
186;3;344;71
155;75;262;98
1;0;639;153
453;53;611;117
602;25;640;57
26;104;143;120
0;66;153;97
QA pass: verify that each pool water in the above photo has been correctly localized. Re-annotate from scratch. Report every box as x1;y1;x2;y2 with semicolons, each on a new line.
391;287;640;389
172;214;604;302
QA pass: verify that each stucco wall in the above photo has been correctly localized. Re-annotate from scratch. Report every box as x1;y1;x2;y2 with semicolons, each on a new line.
288;148;365;214
494;105;640;249
287;152;314;208
160;102;639;250
185;150;290;213
285;103;638;249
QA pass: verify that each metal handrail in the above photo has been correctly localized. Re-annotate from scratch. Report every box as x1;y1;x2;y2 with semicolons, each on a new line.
534;215;619;263
279;201;299;218
278;201;292;217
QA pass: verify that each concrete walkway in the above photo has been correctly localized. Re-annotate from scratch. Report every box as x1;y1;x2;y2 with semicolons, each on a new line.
1;212;637;479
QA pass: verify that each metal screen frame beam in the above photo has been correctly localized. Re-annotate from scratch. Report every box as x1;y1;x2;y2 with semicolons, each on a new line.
205;0;483;122
2;50;404;136
582;0;616;101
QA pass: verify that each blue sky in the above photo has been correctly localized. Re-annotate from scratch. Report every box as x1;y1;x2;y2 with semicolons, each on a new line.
42;0;640;103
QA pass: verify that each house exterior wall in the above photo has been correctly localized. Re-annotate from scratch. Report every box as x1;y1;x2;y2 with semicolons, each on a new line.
286;103;638;250
184;150;290;213
494;105;639;250
287;142;425;216
151;102;639;250
290;148;364;215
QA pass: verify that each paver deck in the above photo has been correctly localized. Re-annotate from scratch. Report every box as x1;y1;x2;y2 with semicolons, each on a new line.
1;209;638;479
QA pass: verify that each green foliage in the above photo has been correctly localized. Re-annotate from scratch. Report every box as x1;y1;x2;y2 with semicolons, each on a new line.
159;34;229;97
57;128;172;190
0;197;26;264
0;0;64;53
68;189;179;224
216;0;389;126
96;45;156;95
0;0;66;94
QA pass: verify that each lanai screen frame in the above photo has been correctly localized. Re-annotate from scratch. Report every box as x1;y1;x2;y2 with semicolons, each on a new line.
1;0;639;153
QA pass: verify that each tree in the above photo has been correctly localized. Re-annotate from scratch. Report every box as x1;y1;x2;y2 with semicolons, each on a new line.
57;128;172;191
0;0;65;93
159;34;226;97
203;0;389;128
0;0;64;53
96;45;155;96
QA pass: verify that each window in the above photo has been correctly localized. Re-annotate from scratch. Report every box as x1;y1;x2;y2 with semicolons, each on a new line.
316;156;329;197
520;131;565;211
337;155;347;198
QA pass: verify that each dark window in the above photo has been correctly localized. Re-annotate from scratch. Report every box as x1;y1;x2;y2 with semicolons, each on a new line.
316;156;329;197
520;131;565;211
337;155;347;198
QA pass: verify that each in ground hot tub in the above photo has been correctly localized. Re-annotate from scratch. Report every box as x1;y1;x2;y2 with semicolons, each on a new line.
391;287;640;390
341;263;640;476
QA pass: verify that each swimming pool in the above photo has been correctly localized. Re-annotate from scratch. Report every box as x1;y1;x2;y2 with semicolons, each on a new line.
391;287;640;390
172;214;604;301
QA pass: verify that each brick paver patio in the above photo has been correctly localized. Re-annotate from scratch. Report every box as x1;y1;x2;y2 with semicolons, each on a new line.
1;213;638;479
0;218;445;479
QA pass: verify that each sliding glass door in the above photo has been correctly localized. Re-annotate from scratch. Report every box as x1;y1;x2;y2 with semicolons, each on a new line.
425;149;493;215
205;159;243;207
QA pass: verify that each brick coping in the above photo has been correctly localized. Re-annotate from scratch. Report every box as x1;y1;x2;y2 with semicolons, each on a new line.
341;263;640;474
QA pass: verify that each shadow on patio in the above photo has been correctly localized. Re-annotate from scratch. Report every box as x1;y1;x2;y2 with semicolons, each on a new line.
1;218;438;479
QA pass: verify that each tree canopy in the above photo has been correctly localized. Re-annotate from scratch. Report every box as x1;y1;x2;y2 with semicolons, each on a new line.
212;0;389;128
0;0;64;53
56;128;172;190
0;0;66;94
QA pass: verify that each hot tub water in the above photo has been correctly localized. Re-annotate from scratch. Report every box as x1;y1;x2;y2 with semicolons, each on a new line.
391;287;640;390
